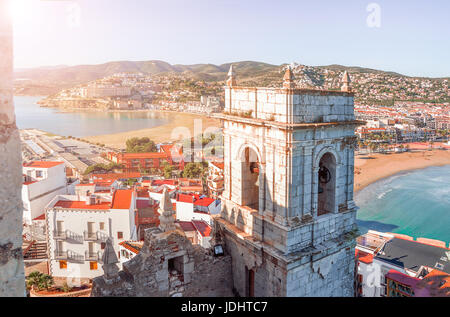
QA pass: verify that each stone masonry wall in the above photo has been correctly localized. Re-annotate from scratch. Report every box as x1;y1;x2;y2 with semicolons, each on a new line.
0;0;26;297
91;228;233;297
225;87;354;123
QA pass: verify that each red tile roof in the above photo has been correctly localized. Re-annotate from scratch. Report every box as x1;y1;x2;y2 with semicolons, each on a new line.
120;152;168;159
119;241;143;254
192;220;212;237
355;249;374;264
33;214;45;221
23;161;64;168
177;221;196;232
194;197;215;207
211;162;224;170
23;181;38;185
91;172;141;180
136;199;150;209
385;269;421;288
111;189;134;209
177;193;215;207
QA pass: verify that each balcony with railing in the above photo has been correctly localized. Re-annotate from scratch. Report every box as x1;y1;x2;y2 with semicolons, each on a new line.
54;250;68;260
84;231;98;241
85;251;101;261
53;230;67;240
83;231;108;242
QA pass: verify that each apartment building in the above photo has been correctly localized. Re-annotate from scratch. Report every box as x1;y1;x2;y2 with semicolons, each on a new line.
80;85;131;98
355;230;450;297
45;189;137;282
107;151;183;172
22;161;75;225
174;193;221;226
206;161;224;198
177;220;212;248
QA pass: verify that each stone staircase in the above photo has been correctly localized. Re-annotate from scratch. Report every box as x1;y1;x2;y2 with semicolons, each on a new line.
23;241;48;262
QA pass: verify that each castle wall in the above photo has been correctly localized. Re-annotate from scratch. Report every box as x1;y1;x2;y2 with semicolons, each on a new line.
0;1;26;297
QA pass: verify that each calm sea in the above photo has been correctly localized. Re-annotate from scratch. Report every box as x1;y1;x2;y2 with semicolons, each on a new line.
355;165;450;243
14;96;169;137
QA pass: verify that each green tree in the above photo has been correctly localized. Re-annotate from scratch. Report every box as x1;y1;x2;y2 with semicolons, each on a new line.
162;162;173;179
126;137;157;153
182;162;207;179
26;271;54;291
83;162;124;175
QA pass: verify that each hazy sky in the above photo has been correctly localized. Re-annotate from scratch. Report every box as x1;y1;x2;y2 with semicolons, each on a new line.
11;0;450;77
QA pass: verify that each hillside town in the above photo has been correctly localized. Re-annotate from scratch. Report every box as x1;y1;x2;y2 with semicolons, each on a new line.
37;72;224;114
13;67;448;298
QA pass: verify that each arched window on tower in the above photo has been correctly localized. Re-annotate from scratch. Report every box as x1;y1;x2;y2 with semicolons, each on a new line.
241;147;260;210
317;152;336;216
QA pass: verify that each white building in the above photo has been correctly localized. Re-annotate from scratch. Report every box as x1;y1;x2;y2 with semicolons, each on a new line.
22;161;75;225
45;189;137;282
177;220;212;248
355;230;450;297
118;241;144;265
80;85;131;98
174;193;221;226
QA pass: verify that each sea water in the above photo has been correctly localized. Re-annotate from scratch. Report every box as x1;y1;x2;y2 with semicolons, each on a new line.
14;96;169;137
355;165;450;243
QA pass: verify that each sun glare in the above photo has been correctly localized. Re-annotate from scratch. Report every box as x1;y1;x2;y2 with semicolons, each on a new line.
9;0;33;23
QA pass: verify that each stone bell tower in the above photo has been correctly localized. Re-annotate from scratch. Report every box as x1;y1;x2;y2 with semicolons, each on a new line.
213;65;362;297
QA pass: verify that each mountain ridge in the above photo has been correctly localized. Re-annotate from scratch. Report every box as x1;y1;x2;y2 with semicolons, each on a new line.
16;60;449;85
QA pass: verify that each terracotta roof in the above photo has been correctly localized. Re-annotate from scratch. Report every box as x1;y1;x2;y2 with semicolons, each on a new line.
136;199;150;209
177;193;215;207
177;221;196;232
192;220;212;237
33;214;45;221
355;249;374;264
385;269;421;288
23;181;38;185
194;197;215;207
210;162;224;170
91;172;141;180
120;152;168;159
111;189;134;210
119;241;143;254
23;161;64;168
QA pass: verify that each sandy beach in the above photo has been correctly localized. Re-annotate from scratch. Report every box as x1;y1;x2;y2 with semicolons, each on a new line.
354;150;450;192
83;109;450;191
84;111;221;149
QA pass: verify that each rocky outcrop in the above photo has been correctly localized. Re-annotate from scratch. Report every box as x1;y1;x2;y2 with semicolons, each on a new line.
0;1;26;297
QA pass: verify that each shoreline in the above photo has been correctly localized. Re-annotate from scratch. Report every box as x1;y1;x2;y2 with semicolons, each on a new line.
354;150;450;193
83;111;221;149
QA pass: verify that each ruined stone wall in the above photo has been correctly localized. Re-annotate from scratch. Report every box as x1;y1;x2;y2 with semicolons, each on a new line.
0;0;26;297
91;228;233;297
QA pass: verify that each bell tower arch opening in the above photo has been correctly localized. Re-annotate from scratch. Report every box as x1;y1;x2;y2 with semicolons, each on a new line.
240;146;260;211
317;152;336;216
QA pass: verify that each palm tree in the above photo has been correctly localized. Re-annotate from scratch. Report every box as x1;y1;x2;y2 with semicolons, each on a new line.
26;271;54;291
